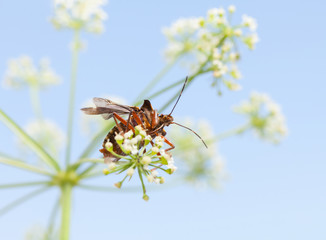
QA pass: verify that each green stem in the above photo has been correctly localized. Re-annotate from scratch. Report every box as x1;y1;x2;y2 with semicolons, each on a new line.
60;183;73;240
211;123;251;142
0;109;60;171
69;158;104;170
0;154;53;176
65;30;80;167
47;198;60;238
0;181;51;189
135;78;185;106
137;166;146;195
0;186;49;216
79;169;103;179
134;58;178;103
78;163;97;178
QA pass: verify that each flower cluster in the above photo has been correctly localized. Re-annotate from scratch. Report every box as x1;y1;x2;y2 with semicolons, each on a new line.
102;125;177;201
162;6;259;92
234;92;288;143
2;56;61;89
19;119;65;158
170;119;227;188
51;0;108;33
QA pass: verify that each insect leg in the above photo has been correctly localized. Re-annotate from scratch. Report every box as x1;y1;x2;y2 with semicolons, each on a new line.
113;113;136;133
113;114;123;133
162;136;175;152
131;111;145;128
151;110;158;128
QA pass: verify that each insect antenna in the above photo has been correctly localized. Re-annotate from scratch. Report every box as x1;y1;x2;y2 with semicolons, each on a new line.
168;76;189;116
172;122;208;148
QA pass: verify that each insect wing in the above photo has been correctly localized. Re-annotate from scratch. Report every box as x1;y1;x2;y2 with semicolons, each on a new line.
81;97;132;120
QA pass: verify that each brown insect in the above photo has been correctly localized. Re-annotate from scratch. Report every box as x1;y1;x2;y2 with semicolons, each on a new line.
81;77;207;162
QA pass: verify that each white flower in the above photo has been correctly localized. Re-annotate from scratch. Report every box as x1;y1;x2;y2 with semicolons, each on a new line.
242;14;258;31
141;156;152;165
234;92;288;143
124;130;133;139
151;170;159;177
105;141;112;149
126;168;134;176
228;5;236;13
169;119;227;188
52;0;108;33
146;175;154;183
107;162;116;170
2;56;61;89
162;7;259;93
114;134;123;142
233;28;242;36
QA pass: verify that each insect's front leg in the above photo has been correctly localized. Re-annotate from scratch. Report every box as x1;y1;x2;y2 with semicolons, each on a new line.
162;136;175;152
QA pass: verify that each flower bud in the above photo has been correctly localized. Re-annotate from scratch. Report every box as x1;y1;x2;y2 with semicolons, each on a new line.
114;182;122;189
143;194;149;201
127;168;135;176
103;168;110;175
141;156;152;165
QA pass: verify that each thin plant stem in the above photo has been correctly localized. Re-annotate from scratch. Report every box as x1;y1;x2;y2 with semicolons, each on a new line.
135;78;185;106
47;198;60;238
69;158;104;170
0;186;49;216
134;58;178;103
78;163;97;178
65;30;80;167
60;183;72;240
0;154;53;176
0;109;60;171
0;181;51;189
211;123;251;142
137;166;146;195
78;169;103;179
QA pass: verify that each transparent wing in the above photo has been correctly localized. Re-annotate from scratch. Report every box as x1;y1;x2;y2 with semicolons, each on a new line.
81;98;132;120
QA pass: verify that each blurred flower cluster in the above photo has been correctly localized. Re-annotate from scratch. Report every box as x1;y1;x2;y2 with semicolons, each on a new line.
234;92;288;143
170;119;227;188
2;56;61;89
23;119;65;158
51;0;108;33
25;225;57;240
102;125;177;200
163;6;259;92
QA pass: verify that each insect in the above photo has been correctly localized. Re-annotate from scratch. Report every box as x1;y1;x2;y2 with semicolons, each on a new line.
81;77;207;162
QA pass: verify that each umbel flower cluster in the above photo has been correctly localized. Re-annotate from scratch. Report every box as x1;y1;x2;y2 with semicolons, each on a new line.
163;6;259;92
102;125;177;201
51;0;108;33
2;56;61;89
234;92;288;143
170;120;227;188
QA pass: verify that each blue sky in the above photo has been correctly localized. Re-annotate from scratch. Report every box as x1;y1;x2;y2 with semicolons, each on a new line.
0;0;325;239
